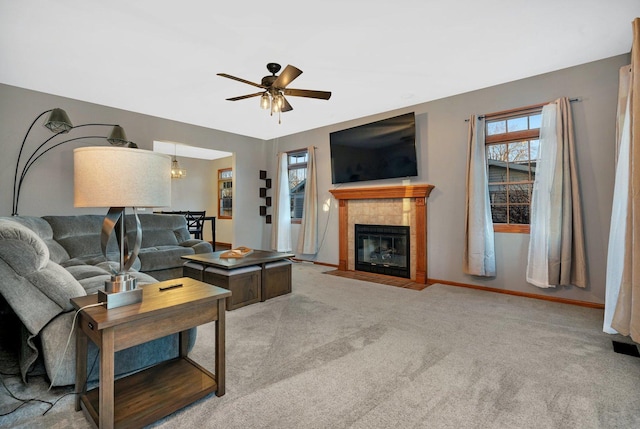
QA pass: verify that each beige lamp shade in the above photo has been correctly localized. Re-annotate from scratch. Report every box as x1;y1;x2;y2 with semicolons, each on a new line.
74;146;171;208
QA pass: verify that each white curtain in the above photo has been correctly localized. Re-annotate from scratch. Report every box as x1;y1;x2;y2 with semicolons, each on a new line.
271;152;291;252
606;17;640;341
526;97;587;288
526;103;558;287
296;146;318;254
463;115;496;277
604;76;631;333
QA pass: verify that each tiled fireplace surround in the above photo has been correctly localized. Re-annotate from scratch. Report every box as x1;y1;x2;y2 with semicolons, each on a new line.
329;185;434;284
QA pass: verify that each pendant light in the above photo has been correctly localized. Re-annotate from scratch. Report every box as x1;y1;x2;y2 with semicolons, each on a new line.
170;145;186;179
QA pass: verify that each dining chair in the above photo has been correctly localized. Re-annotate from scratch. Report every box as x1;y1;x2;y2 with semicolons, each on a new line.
185;211;206;239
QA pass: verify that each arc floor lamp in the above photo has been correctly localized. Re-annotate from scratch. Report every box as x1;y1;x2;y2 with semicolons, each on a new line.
11;107;135;216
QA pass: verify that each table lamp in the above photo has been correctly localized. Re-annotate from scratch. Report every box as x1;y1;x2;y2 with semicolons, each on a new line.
74;146;171;308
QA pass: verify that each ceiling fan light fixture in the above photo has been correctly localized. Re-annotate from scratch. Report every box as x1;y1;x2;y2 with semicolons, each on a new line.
218;63;331;125
260;92;270;110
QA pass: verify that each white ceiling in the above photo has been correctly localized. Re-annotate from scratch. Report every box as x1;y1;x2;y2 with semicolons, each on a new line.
1;1;638;141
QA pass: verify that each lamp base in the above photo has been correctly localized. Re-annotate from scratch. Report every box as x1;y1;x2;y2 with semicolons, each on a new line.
98;273;142;309
98;287;143;309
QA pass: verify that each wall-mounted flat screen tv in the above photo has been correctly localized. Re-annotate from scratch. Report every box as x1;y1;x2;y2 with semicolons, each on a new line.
330;112;417;184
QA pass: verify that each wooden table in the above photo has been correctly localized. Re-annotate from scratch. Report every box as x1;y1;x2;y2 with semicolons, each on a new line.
71;277;231;429
203;216;216;245
182;250;294;302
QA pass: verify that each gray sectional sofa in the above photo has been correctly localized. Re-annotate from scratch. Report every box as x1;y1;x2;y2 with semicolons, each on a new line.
0;213;213;386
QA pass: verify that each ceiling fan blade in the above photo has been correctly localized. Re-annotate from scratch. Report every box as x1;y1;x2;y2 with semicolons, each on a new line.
272;65;302;89
226;92;264;101
217;73;266;89
283;88;332;100
281;96;293;112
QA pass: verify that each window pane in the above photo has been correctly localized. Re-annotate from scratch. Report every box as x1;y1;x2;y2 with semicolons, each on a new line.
487;120;506;135
509;205;530;224
488;162;507;184
529;114;542;129
288;168;306;190
508;141;529;163
287;149;308;220
487;143;507;162
288;152;307;165
507;116;527;132
489;184;507;203
529;139;540;161
491;206;507;223
290;193;304;218
507;164;529;184
508;184;531;204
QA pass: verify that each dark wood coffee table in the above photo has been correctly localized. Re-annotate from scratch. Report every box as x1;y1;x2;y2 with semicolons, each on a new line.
72;277;231;429
182;250;295;306
183;250;294;270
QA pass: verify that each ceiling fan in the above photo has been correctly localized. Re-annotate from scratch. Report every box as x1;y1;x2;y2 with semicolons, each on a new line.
217;63;331;122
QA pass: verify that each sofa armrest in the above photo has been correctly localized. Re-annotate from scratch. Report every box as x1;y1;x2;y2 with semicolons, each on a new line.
0;219;86;336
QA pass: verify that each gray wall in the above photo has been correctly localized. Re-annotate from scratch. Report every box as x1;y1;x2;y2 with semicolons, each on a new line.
272;54;629;305
1;53;627;304
0;84;265;249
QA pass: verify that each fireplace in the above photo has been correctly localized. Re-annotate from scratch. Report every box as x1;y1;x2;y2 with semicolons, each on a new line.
329;185;434;284
355;224;410;278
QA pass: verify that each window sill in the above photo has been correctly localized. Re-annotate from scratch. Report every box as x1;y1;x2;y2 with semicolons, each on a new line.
493;224;530;234
291;219;301;225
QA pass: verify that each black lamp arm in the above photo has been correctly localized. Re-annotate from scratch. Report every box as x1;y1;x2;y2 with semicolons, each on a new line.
11;109;53;216
19;135;109;182
11;136;115;216
20;123;118;181
12;122;122;216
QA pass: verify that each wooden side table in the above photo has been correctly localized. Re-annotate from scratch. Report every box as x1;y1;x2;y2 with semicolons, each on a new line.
71;277;231;429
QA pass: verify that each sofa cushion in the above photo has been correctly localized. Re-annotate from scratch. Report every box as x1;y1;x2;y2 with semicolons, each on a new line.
1;216;70;264
0;219;49;273
138;229;179;247
44;215;119;258
126;214;189;246
61;254;142;272
64;263;112;282
137;245;194;272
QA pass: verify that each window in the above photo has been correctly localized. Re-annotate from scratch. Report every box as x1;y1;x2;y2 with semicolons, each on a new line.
287;149;307;222
218;168;232;219
485;106;542;233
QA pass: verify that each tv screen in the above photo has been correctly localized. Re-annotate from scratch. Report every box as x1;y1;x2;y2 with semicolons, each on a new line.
330;112;417;184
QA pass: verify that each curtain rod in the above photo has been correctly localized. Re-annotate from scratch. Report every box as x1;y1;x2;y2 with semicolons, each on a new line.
464;98;581;122
276;146;318;157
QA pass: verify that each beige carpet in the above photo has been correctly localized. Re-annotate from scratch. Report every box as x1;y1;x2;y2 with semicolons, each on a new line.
2;262;640;428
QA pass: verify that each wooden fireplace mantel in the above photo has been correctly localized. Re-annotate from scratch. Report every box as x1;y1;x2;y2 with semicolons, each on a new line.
329;184;434;284
329;184;434;201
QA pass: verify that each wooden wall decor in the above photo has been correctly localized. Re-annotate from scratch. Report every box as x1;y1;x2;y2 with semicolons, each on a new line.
260;171;271;223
